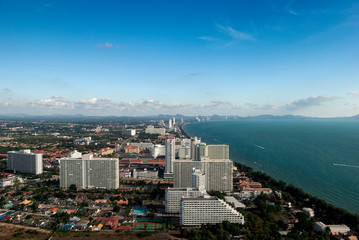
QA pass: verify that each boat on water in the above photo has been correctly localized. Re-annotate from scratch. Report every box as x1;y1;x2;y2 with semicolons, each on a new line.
253;144;265;150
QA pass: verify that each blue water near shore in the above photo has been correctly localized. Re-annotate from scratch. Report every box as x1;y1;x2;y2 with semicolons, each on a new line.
183;119;359;214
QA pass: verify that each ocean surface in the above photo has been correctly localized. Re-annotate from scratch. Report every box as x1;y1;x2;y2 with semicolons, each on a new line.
183;119;359;214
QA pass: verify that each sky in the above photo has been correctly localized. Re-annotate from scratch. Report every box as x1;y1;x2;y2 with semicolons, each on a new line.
0;0;358;117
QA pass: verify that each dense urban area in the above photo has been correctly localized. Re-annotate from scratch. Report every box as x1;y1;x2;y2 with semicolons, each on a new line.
0;117;358;240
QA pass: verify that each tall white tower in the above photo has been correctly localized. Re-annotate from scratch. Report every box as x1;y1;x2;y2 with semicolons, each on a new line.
173;117;176;125
165;137;175;173
168;119;173;129
192;168;206;193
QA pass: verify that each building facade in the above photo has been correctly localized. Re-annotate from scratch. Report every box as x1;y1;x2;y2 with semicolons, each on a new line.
180;196;244;226
173;157;233;192
122;129;136;136
7;149;43;174
191;168;206;193
207;144;229;159
165;137;175;173
60;154;119;189
165;188;204;213
145;125;166;135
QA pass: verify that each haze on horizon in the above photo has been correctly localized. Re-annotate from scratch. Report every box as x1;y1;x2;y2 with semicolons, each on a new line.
0;0;358;118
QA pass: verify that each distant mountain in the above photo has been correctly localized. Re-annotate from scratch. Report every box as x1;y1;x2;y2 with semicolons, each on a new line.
241;115;310;120
0;113;358;121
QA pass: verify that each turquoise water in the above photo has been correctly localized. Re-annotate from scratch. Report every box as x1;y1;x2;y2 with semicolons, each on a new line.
133;206;147;216
183;120;359;214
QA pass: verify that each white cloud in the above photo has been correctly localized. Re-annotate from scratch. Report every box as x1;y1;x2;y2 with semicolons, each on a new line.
216;24;255;41
80;98;98;104
0;95;353;117
286;96;337;111
198;36;216;41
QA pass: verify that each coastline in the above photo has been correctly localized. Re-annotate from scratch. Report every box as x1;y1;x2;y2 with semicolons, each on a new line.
181;120;359;216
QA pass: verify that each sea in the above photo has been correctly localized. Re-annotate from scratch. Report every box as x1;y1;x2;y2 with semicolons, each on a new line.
183;119;359;214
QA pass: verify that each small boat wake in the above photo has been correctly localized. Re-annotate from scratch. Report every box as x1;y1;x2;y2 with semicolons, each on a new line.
253;144;265;150
332;163;359;169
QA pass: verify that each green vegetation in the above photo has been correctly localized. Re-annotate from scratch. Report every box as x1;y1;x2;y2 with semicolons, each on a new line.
137;133;159;140
237;162;359;234
207;190;227;200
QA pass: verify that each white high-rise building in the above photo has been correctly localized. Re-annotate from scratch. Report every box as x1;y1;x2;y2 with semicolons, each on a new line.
60;153;119;189
180;196;244;226
173;157;233;192
194;143;207;161
192;168;206;193
145;125;166;135
178;146;191;159
207;145;229;159
165;187;204;213
172;117;176;125
168;119;173;129
165;137;175;173
190;137;201;160
179;139;192;159
192;143;229;160
7;149;43;174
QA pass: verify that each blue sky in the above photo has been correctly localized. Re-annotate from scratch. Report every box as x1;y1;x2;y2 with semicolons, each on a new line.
0;0;358;117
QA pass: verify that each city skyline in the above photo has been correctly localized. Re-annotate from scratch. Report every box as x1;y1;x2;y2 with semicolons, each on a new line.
1;0;358;117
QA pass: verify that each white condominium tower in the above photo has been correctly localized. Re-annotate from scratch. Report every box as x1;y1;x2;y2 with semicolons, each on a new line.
193;143;229;161
60;152;119;189
173;157;233;192
191;168;206;193
7;149;43;174
165;137;175;173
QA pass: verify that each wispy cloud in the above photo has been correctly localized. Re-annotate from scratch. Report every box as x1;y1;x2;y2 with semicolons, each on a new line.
198;36;216;42
215;24;255;41
348;91;359;96
96;42;122;48
288;9;298;15
284;0;299;15
52;96;63;99
286;96;337;111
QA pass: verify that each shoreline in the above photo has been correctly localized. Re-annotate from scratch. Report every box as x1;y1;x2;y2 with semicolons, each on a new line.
181;121;359;216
